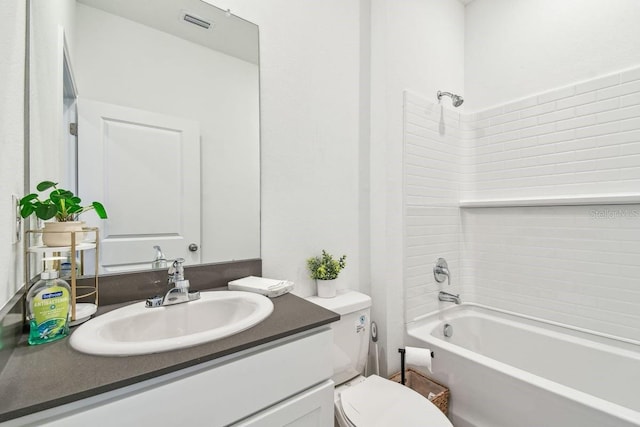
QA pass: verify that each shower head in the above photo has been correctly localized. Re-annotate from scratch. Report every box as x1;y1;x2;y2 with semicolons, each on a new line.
437;91;464;107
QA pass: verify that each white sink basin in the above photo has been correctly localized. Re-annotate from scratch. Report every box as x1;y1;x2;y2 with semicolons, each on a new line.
70;291;274;356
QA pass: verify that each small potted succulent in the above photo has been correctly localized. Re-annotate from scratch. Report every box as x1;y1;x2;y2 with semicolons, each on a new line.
20;181;108;247
307;250;347;298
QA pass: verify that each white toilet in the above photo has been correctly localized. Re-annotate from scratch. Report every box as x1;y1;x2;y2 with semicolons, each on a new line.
307;291;453;427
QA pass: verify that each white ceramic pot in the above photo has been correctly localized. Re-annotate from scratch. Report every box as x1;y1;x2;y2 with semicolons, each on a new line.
42;221;85;247
317;279;337;298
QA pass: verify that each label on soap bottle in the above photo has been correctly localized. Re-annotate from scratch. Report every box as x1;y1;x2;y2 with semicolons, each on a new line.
29;285;70;345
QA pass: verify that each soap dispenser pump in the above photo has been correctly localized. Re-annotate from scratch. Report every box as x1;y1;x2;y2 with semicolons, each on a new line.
151;245;168;269
26;260;72;345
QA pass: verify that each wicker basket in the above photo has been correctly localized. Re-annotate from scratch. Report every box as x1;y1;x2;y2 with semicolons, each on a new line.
389;368;450;415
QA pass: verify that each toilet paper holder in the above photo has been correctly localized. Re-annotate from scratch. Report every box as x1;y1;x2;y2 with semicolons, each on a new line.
398;348;434;385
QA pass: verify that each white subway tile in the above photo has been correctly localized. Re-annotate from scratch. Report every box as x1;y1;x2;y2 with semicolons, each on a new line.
519;102;556;118
575;98;620;116
556;92;597;109
597;105;640;124
573;145;621;162
596;79;640;100
574;121;620;139
517;136;540;149
519;122;556;138
503;116;538;132
620;66;640;83
600;129;640;146
620;92;640;107
556;114;598;131
489;129;520;145
618;170;640;182
537;129;575;145
537;108;576;124
490;111;520;126
483;124;505;137
621;141;640;155
575;73;620;94
537;85;576;104
619;116;640;133
476;105;506;121
503;96;538;113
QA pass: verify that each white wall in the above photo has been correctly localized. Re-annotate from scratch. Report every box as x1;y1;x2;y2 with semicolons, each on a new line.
208;0;364;297
29;0;76;189
465;0;640;111
0;0;26;310
74;4;260;264
370;0;465;374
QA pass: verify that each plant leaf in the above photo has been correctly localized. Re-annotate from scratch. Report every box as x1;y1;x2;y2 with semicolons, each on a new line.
35;204;58;220
36;181;57;192
20;204;34;218
67;205;83;214
49;190;63;203
92;201;108;219
19;193;38;205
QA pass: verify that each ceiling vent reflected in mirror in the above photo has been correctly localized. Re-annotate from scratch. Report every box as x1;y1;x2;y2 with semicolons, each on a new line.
182;12;212;30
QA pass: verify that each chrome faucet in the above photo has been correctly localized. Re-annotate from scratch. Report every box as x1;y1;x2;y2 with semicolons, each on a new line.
146;258;200;308
434;258;461;304
438;291;461;305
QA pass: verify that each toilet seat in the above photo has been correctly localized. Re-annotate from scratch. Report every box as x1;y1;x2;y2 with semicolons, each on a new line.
337;375;453;427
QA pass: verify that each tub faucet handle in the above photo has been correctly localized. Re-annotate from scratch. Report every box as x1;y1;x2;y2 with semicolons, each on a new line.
434;258;450;286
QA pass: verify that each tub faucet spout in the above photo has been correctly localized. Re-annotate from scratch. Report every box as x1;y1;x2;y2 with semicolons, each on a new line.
439;291;461;304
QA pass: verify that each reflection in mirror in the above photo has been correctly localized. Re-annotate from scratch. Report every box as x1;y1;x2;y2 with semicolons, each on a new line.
29;0;260;275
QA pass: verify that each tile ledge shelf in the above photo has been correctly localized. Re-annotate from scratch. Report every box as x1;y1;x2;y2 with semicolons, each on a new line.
459;193;640;208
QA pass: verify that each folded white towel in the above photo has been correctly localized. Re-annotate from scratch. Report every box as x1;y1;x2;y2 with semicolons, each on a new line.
228;276;294;298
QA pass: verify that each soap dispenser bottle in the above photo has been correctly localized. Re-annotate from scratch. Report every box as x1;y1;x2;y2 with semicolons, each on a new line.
26;269;72;345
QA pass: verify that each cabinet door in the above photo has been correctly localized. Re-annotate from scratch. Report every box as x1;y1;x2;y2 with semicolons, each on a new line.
78;98;201;273
234;380;334;427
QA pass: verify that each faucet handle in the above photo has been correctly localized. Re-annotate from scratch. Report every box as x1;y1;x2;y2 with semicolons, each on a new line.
168;258;185;273
433;258;450;286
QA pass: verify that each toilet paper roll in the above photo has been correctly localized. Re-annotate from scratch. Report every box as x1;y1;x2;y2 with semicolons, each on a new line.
405;346;432;373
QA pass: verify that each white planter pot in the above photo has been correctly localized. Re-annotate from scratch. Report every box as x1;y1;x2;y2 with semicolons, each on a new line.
42;221;85;247
316;279;337;298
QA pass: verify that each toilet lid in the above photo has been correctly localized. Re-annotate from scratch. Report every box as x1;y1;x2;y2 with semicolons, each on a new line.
340;375;453;427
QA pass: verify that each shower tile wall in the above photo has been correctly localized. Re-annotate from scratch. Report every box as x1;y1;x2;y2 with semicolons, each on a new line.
462;66;640;200
403;91;468;322
461;66;640;341
404;67;640;341
461;205;640;340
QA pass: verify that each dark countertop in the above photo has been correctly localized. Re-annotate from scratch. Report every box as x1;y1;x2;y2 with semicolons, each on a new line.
0;291;339;422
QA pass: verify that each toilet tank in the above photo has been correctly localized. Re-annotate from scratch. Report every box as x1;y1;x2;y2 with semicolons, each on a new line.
306;291;371;385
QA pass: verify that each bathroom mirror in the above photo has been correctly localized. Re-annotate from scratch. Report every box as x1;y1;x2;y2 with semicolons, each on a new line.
28;0;260;274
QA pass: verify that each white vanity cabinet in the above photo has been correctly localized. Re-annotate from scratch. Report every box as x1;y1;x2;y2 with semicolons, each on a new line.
7;328;334;427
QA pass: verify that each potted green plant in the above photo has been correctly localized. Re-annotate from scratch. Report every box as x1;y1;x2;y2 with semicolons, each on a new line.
20;180;108;247
307;250;347;298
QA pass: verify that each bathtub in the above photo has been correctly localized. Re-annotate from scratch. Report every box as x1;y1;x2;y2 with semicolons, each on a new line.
406;304;640;427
